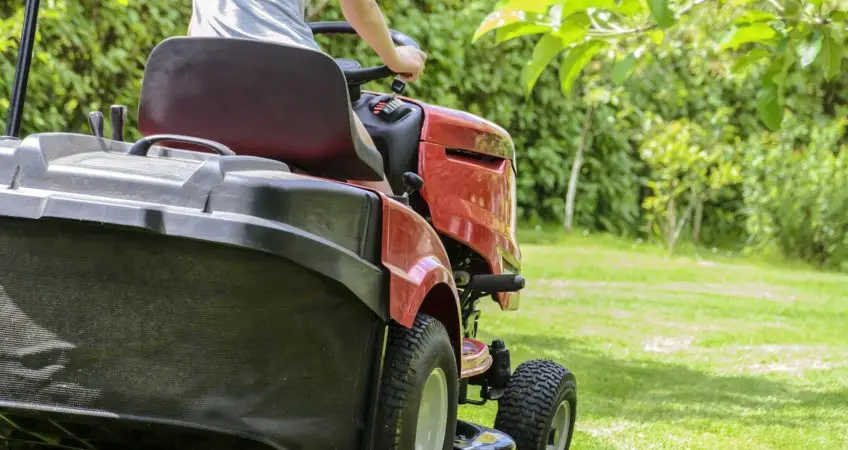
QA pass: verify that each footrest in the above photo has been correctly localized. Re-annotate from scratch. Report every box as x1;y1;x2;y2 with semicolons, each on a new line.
461;338;492;379
454;420;516;449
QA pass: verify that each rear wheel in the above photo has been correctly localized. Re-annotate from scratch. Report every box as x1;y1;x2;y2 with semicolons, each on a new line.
494;359;577;450
374;313;458;450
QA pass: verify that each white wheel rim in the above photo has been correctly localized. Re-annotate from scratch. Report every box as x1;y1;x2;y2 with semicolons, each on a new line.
415;367;449;450
547;400;571;450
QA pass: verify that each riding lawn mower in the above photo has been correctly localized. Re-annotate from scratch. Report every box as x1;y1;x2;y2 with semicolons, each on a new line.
0;1;578;449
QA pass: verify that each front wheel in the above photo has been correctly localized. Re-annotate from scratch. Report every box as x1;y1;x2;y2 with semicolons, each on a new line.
494;359;577;450
374;313;459;450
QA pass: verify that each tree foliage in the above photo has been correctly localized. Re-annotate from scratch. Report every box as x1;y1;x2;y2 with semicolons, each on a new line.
474;0;848;129
472;0;848;266
744;112;848;268
1;0;190;138
639;112;742;249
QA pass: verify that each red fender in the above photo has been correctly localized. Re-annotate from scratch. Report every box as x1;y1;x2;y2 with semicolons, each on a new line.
380;194;462;353
417;142;521;311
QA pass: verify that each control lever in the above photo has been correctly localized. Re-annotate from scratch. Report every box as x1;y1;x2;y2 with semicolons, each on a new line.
390;78;406;97
110;104;127;141
402;172;424;199
388;171;424;207
87;111;104;138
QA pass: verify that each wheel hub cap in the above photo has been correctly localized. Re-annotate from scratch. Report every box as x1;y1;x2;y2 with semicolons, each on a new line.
547;400;571;450
415;367;448;450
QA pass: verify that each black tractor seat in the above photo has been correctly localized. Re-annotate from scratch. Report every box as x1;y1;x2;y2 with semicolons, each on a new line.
137;36;384;182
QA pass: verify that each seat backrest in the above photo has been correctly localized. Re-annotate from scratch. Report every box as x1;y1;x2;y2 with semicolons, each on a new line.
137;37;383;181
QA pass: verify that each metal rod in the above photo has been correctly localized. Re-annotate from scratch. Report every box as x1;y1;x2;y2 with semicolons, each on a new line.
5;0;42;138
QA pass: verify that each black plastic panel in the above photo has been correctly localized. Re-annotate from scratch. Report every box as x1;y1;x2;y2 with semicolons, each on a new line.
0;218;384;450
353;93;424;194
0;403;286;449
0;132;384;317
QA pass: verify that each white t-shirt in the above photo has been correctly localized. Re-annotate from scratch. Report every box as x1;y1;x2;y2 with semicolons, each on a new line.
188;0;320;50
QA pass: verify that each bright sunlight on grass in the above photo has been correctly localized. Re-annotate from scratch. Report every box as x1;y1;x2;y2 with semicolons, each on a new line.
460;228;848;449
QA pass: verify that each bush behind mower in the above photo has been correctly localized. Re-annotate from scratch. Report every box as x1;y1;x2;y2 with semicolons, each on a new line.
0;2;578;449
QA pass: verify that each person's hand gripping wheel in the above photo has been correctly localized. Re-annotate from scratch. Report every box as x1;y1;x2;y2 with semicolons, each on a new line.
386;45;424;101
386;45;426;83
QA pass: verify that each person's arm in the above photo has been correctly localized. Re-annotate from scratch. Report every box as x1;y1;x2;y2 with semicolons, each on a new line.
338;0;398;66
338;0;426;81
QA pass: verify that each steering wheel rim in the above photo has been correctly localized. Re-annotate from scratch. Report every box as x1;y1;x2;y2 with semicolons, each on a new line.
309;21;421;84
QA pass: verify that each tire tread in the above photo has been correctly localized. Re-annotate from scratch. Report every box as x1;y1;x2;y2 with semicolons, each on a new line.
375;313;456;449
494;359;576;449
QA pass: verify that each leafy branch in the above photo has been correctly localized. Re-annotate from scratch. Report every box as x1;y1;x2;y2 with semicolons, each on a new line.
588;0;711;36
473;0;848;130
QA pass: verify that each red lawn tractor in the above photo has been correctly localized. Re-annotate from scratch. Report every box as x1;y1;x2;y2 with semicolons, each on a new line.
0;2;577;449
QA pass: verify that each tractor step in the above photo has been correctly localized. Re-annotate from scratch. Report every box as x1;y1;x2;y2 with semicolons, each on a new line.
454;420;516;449
461;338;492;378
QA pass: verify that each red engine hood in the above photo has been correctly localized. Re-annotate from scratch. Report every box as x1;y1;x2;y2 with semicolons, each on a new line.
418;103;515;161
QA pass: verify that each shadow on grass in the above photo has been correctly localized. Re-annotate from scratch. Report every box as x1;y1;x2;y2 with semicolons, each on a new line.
491;332;848;431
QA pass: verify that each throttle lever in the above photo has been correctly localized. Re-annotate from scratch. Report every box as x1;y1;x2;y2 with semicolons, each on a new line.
87;111;104;138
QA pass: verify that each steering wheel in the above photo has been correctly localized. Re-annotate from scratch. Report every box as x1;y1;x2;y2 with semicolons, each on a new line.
309;21;421;85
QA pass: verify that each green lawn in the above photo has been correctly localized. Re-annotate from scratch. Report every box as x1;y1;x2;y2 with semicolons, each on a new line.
459;229;848;449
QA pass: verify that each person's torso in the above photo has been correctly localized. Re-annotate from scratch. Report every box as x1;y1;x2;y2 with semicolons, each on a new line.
189;0;319;50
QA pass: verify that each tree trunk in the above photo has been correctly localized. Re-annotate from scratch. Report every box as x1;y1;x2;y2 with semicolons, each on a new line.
564;106;594;232
692;195;704;244
668;189;697;253
665;194;677;250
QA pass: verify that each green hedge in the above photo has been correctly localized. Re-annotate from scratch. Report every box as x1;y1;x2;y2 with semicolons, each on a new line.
745;113;848;269
1;1;190;138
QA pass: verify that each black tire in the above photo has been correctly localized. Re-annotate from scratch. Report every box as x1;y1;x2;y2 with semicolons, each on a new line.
373;313;459;450
494;359;577;450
